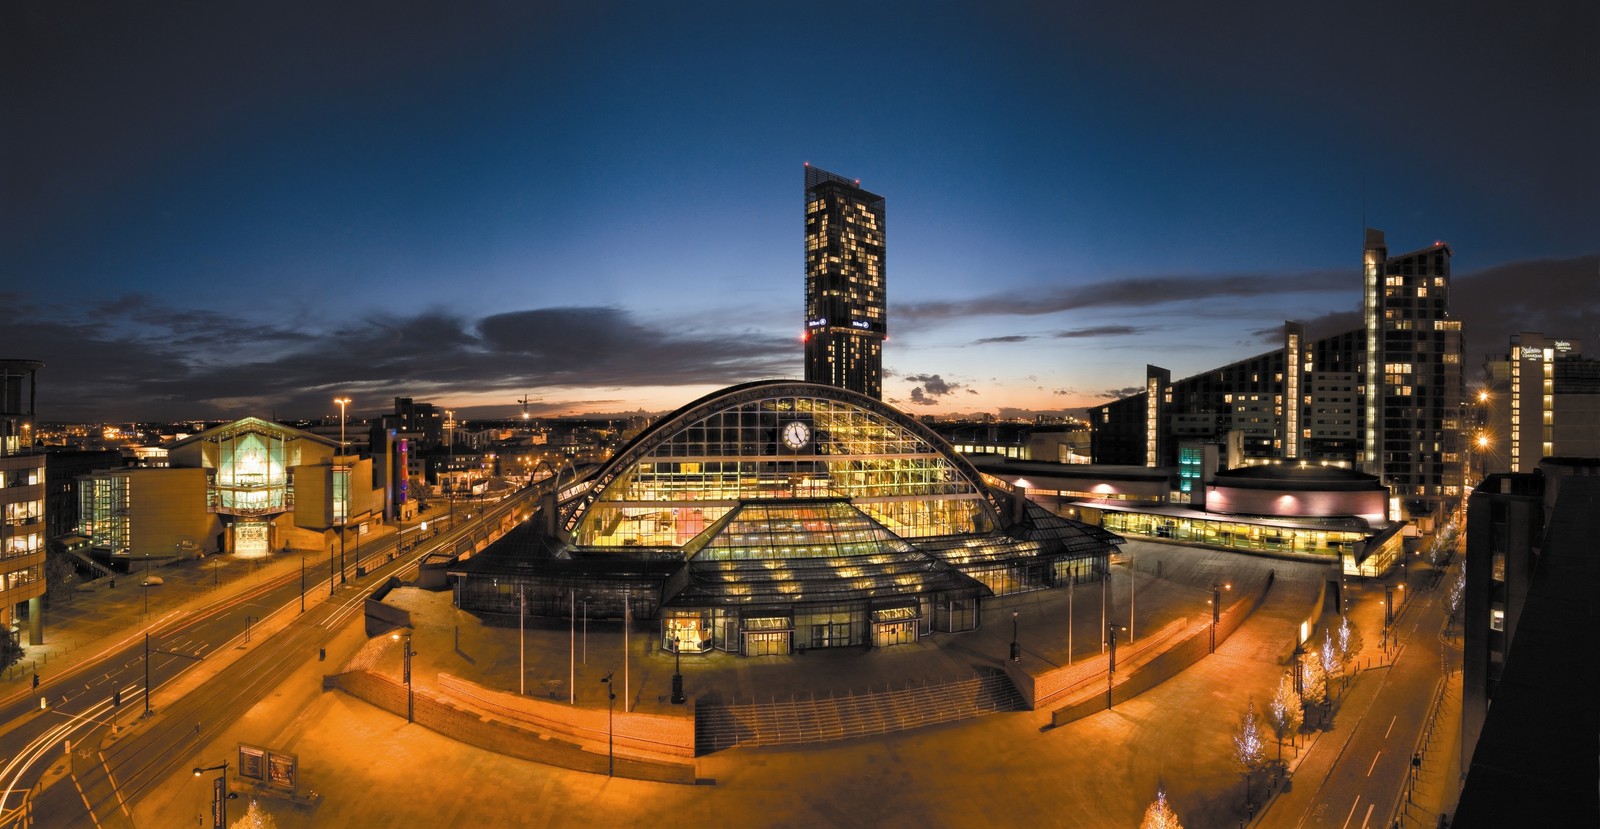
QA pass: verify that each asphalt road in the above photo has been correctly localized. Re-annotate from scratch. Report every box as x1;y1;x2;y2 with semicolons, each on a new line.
1;487;538;829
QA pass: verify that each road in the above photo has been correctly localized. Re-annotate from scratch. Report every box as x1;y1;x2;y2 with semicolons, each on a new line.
0;486;537;829
1263;558;1459;829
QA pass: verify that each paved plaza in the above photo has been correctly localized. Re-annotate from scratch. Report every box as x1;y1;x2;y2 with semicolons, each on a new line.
3;534;1462;828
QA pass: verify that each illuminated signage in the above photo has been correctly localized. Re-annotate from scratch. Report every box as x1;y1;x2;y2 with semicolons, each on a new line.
1555;340;1573;352
807;317;827;328
1521;346;1543;361
850;320;870;330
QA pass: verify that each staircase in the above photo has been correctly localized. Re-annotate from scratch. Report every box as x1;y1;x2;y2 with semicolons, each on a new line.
695;668;1024;754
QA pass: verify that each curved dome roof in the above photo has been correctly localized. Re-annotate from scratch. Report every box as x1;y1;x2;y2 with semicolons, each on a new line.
562;381;1003;548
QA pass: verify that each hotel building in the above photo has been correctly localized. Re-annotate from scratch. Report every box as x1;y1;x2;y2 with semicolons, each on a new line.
1479;333;1600;474
804;164;886;400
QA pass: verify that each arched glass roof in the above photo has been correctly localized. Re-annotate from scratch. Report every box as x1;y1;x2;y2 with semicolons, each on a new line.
564;381;1002;549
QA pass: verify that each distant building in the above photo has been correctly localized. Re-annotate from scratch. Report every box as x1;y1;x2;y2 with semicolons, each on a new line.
76;417;385;567
1;359;45;646
804;165;886;400
1479;333;1600;473
1089;230;1464;533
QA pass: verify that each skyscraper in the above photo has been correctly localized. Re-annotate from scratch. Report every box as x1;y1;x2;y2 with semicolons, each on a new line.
1363;229;1464;521
804;164;885;399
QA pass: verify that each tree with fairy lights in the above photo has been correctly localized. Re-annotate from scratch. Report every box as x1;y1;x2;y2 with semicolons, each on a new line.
1232;699;1268;809
1266;671;1303;760
1140;784;1183;829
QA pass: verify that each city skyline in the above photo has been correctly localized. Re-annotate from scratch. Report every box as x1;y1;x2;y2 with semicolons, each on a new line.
5;1;1596;424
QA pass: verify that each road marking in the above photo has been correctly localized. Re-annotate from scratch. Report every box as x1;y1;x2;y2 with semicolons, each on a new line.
1358;803;1375;828
1341;795;1362;829
1384;714;1397;739
99;751;131;818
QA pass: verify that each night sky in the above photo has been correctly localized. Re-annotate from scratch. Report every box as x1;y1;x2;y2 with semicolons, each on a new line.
5;1;1596;424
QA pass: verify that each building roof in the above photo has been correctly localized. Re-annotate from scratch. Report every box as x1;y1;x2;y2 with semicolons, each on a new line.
167;416;338;449
1212;463;1382;490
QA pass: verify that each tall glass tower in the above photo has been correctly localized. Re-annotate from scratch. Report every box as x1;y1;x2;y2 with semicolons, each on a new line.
804;164;885;399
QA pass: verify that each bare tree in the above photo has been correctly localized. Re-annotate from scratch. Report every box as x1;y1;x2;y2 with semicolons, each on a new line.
1266;671;1303;760
1335;615;1364;687
1232;699;1268;808
1140;784;1183;829
230;799;279;829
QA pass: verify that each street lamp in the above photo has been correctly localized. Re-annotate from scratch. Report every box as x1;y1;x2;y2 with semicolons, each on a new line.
1210;581;1232;653
599;671;616;776
1106;623;1124;709
669;631;685;705
1010;610;1021;662
392;632;415;723
193;761;236;829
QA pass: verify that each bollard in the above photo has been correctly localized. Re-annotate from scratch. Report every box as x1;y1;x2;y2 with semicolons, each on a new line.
319;648;326;661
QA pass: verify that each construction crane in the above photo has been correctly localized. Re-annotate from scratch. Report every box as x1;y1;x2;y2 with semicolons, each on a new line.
518;394;541;421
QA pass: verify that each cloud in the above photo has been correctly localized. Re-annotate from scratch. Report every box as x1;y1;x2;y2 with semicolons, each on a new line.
898;269;1349;325
7;294;797;421
973;335;1032;345
1452;255;1600;364
1099;386;1144;399
1052;325;1146;339
904;373;964;405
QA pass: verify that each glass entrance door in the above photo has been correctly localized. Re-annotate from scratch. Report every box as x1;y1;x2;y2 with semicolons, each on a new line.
743;631;791;657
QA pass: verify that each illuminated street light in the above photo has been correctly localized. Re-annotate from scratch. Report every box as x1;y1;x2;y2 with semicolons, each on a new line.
392;631;416;723
1210;581;1232;653
1010;610;1021;662
192;761;236;829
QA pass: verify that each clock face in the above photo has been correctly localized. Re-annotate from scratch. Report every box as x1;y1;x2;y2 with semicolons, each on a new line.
782;421;811;450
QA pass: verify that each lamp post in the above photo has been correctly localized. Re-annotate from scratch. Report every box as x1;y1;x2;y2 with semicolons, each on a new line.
1067;571;1074;665
335;396;352;587
192;761;235;829
1210;580;1231;653
1009;610;1021;662
1106;623;1122;709
670;631;685;705
392;632;415;723
600;671;616;776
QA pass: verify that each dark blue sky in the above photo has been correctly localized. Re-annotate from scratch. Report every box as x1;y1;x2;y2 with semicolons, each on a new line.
5;1;1596;423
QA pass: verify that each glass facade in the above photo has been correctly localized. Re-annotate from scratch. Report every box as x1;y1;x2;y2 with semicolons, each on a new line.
568;389;996;547
459;382;1121;656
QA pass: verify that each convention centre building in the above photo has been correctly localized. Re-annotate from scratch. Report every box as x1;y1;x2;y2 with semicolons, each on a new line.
453;381;1123;656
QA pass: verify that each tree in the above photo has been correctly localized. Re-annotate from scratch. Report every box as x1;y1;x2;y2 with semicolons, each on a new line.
1140;784;1183;829
1319;632;1341;693
45;551;78;602
229;799;278;829
1446;564;1466;628
1335;615;1364;686
1300;649;1329;727
0;629;22;673
1232;700;1268;807
1266;671;1303;760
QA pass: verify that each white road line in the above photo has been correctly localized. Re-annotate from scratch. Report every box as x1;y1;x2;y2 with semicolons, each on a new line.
1366;750;1383;776
1384;714;1397;739
1358;803;1375;828
1341;795;1362;829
